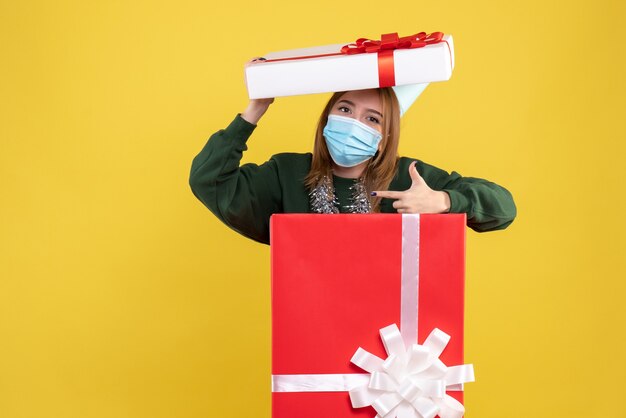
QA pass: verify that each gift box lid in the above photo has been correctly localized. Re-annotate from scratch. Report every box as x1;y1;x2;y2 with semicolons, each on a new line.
245;33;455;99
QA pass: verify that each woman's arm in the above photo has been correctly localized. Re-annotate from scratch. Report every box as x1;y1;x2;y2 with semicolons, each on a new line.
189;99;282;244
438;174;517;232
421;160;517;232
373;158;516;232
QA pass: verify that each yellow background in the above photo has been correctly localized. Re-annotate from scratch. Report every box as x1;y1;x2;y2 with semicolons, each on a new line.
1;1;625;417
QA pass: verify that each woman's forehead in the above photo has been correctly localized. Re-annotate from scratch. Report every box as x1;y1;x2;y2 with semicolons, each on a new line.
338;89;382;109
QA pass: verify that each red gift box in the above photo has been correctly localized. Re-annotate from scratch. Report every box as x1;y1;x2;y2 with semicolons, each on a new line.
270;214;472;418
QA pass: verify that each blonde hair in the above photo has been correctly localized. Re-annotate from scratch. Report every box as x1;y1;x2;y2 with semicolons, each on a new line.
304;88;402;212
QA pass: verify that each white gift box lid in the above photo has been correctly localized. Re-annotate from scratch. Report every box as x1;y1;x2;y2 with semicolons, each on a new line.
245;34;454;99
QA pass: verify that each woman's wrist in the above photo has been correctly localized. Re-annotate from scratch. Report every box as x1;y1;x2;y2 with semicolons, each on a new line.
434;190;451;213
241;99;274;125
241;106;264;125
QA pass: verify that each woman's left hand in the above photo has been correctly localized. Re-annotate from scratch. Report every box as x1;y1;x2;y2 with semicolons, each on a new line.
372;161;451;214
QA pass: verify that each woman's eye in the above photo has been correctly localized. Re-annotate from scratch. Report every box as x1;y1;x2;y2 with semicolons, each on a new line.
367;116;380;124
338;106;351;113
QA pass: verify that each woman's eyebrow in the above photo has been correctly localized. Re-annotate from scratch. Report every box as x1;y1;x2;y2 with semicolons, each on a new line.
337;100;383;118
337;99;355;107
368;109;384;118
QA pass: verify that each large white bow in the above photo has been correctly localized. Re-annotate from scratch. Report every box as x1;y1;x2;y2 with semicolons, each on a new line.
349;324;474;418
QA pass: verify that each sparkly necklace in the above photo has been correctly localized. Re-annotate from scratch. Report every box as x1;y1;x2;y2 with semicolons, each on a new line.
309;175;372;214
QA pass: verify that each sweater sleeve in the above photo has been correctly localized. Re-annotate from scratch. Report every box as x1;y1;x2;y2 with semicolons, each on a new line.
188;114;282;244
417;160;517;232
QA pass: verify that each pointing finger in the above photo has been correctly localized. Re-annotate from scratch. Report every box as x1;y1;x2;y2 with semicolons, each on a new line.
371;190;405;200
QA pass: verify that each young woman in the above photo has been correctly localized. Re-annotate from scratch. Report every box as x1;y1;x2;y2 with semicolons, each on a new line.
189;86;516;245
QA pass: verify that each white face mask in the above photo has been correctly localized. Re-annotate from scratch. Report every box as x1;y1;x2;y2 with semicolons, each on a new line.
322;115;383;167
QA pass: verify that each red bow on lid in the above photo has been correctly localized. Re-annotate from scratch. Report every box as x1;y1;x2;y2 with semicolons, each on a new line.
341;32;444;54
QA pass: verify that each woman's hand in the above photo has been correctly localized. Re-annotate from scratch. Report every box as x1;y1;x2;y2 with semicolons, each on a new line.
241;57;275;125
372;161;451;214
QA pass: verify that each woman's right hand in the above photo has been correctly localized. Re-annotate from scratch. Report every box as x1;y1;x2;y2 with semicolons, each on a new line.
241;57;275;125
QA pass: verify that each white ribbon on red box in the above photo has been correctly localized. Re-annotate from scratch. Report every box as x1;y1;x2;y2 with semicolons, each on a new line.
272;214;475;418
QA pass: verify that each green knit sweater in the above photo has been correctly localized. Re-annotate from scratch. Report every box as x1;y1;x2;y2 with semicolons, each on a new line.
189;114;517;244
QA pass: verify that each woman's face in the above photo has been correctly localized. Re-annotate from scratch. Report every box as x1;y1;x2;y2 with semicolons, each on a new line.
329;89;384;134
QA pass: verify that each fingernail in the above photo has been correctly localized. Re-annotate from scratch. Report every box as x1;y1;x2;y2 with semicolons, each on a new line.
370;192;377;196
